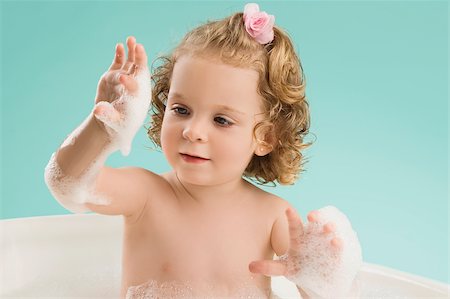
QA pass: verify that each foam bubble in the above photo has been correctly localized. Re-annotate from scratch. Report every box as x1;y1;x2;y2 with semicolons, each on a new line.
125;279;273;299
279;205;362;299
126;280;195;299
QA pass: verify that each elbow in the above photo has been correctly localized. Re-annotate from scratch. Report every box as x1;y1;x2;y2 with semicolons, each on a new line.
44;153;91;214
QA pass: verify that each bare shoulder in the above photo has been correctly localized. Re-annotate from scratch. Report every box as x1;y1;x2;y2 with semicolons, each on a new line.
126;166;166;184
249;185;292;216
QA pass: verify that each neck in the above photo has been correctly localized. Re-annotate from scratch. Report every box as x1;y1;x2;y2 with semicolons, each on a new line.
167;170;249;207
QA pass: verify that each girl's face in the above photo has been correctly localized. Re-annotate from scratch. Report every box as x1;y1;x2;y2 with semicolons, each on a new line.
160;55;265;186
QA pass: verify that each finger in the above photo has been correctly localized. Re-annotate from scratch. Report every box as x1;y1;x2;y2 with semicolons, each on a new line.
109;43;125;71
135;43;148;68
123;36;136;73
119;74;138;94
93;101;121;124
286;208;304;251
307;210;320;223
249;260;287;277
323;222;336;233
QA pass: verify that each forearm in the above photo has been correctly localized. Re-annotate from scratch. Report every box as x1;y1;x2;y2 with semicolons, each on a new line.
44;111;117;213
54;112;112;178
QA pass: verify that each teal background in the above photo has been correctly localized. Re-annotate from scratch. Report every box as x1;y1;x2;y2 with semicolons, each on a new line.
1;1;448;284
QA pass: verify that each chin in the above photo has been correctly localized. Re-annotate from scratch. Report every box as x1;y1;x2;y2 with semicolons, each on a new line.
175;169;215;186
177;168;245;188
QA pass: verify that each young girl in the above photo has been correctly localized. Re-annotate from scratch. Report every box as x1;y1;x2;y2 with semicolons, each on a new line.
45;3;361;298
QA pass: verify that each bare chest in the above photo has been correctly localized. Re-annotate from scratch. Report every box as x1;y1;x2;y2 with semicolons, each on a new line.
120;197;274;297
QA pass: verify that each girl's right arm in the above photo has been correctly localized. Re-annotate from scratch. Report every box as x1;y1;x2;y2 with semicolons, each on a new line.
44;36;152;219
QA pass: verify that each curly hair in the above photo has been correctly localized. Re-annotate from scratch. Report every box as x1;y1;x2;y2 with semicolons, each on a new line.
146;12;313;186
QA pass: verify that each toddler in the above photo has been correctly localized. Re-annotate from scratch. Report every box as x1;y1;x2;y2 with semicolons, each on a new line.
45;3;361;298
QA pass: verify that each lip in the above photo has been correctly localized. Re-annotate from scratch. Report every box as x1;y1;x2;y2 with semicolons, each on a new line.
180;153;210;163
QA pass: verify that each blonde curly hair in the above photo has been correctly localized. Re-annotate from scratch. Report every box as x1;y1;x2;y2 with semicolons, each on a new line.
146;12;313;186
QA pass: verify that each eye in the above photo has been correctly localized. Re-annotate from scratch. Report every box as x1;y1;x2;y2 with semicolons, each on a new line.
171;106;189;115
214;116;233;127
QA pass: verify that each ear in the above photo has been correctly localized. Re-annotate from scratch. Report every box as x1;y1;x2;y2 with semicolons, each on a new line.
255;123;277;157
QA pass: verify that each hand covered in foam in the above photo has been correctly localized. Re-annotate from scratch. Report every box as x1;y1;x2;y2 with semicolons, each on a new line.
93;36;151;156
249;206;362;299
281;206;362;298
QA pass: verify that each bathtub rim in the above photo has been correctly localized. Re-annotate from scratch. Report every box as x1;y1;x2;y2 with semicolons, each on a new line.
1;213;449;295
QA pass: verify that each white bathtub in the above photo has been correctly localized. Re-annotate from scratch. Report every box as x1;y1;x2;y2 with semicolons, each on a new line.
1;214;448;298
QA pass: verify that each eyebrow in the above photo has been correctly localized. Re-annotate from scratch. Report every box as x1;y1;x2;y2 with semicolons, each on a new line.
168;92;246;115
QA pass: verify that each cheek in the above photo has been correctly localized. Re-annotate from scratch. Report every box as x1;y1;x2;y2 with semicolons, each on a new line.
160;117;176;150
217;128;256;157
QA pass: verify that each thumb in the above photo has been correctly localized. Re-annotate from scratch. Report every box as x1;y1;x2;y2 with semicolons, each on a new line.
93;101;122;129
249;260;287;277
286;207;304;249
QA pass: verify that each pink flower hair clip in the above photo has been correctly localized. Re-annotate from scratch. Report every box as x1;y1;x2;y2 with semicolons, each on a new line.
243;3;275;45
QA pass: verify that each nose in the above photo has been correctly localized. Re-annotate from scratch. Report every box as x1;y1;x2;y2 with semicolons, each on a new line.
182;118;208;143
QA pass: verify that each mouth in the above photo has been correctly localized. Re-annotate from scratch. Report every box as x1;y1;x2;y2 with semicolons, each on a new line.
180;153;210;163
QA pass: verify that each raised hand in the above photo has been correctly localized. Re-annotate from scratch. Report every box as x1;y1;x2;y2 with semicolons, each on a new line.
95;36;147;102
92;36;151;156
